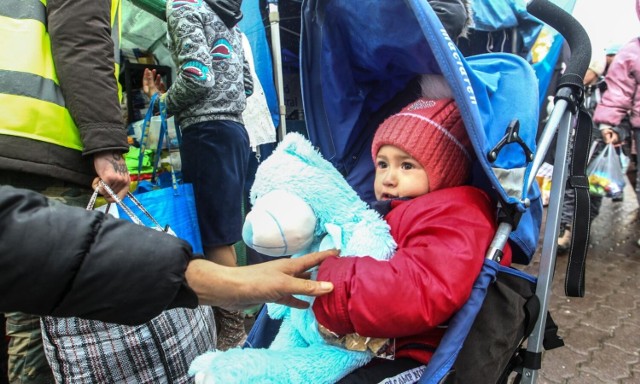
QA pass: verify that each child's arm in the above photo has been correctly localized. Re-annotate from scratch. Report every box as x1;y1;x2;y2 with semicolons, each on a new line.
162;4;216;114
312;188;494;339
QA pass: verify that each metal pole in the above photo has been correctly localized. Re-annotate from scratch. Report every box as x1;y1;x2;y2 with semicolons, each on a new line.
267;0;287;141
520;100;572;384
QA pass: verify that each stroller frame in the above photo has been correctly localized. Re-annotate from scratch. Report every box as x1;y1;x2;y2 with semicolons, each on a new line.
521;1;592;381
243;0;593;383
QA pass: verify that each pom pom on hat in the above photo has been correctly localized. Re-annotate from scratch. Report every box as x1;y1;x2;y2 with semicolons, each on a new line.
371;98;473;192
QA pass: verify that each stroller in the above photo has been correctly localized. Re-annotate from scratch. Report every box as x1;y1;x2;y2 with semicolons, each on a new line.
246;0;592;383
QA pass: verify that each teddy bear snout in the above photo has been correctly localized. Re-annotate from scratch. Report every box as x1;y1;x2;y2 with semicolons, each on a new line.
242;190;317;257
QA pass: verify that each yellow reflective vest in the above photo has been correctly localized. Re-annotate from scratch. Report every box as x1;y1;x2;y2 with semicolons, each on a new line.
0;0;121;151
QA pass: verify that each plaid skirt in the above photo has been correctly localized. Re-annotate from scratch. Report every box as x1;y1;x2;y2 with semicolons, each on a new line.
41;306;216;384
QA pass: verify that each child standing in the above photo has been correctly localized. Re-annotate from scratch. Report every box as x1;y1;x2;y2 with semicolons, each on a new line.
312;94;512;383
143;0;252;350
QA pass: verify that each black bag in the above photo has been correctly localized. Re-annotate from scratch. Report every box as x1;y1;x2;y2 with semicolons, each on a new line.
446;268;562;384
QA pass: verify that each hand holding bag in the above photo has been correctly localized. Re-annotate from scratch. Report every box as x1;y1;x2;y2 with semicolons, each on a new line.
587;142;626;198
120;94;204;254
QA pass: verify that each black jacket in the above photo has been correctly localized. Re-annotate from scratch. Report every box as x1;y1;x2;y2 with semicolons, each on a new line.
0;186;198;325
429;0;472;39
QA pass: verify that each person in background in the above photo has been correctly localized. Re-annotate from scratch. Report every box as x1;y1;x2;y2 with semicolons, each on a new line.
143;0;253;351
592;0;640;246
0;0;130;382
583;44;621;88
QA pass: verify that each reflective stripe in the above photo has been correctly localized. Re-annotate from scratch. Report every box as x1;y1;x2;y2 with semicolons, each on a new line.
0;0;46;23
0;69;65;107
0;0;119;150
112;22;120;65
0;94;82;150
0;15;57;81
0;0;75;149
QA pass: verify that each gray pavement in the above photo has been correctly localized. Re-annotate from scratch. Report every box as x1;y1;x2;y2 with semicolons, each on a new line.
523;184;640;383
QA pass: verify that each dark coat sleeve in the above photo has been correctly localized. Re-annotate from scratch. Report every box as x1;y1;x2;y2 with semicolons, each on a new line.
47;0;129;156
428;0;471;39
0;186;198;325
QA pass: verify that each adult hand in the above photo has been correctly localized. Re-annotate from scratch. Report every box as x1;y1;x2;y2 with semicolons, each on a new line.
142;68;166;99
92;151;130;201
600;127;619;144
186;249;338;310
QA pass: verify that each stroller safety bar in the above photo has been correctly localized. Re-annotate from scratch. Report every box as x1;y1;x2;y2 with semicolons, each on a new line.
521;1;592;383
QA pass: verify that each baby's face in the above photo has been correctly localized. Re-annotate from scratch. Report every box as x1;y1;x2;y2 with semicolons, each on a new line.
374;145;430;201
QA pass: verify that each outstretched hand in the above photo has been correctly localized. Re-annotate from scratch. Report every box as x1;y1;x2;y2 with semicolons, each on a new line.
186;249;338;310
142;68;166;99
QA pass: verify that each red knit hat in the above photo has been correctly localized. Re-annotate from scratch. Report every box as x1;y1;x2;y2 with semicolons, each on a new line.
371;98;473;192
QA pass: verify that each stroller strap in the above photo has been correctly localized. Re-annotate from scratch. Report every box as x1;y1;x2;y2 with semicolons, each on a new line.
565;107;592;297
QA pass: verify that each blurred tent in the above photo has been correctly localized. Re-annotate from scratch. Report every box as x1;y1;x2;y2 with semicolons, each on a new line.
121;0;174;77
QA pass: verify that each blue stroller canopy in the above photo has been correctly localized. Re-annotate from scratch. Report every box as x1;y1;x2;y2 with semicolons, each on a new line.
300;0;542;262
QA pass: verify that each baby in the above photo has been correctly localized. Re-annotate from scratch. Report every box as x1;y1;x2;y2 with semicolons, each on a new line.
313;80;512;383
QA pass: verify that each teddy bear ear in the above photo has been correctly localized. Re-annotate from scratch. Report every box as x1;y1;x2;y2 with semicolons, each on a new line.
319;223;344;251
279;133;331;170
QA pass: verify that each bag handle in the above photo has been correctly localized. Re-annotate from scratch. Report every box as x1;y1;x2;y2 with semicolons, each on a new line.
135;93;183;195
134;93;183;195
136;93;161;179
151;96;182;194
86;179;173;234
160;96;182;146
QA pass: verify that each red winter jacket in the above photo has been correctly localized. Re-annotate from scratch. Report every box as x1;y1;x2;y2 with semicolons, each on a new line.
313;186;512;363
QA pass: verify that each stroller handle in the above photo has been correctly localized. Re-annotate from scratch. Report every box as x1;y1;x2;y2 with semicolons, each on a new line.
527;0;591;82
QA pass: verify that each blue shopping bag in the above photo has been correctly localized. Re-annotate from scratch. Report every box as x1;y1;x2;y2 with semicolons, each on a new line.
122;182;203;254
119;94;204;254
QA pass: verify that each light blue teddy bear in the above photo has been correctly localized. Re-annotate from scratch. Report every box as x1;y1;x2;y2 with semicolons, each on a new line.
189;132;396;383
